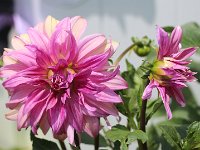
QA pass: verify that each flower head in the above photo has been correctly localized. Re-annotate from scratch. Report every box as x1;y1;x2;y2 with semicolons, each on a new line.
1;16;128;144
142;26;196;119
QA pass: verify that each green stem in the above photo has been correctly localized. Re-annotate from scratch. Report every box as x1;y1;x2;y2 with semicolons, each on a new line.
94;118;100;150
145;101;163;125
74;131;80;149
114;43;135;65
138;80;150;150
94;133;99;150
138;100;148;150
59;140;67;150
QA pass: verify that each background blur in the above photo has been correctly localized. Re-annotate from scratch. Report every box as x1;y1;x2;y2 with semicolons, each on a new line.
1;0;200;149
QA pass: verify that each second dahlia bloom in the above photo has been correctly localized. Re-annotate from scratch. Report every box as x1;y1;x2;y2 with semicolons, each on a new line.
1;16;128;143
142;26;196;119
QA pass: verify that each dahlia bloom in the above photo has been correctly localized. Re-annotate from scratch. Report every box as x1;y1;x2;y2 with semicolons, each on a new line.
1;16;128;144
142;26;196;119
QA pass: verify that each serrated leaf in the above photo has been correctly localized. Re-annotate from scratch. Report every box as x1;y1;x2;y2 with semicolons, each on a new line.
31;133;59;150
160;125;182;150
181;22;200;54
105;125;130;142
127;130;148;144
184;121;200;149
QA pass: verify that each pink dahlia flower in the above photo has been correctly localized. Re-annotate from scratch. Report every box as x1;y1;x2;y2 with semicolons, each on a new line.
1;16;128;144
142;26;196;119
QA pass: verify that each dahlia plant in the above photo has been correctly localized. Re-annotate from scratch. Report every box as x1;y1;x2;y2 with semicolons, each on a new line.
1;16;200;150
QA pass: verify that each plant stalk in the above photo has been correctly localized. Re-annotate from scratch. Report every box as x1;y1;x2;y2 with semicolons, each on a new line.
94;132;99;150
74;131;81;149
59;140;67;150
138;100;148;150
138;80;149;150
114;43;135;65
94;118;100;150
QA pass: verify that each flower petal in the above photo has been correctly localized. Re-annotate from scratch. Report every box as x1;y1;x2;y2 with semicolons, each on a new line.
84;116;100;137
169;26;182;54
157;87;172;119
77;34;106;61
70;16;87;40
103;74;128;90
44;16;59;38
173;47;196;60
142;80;158;100
171;87;185;107
66;125;74;144
156;26;170;59
49;102;67;134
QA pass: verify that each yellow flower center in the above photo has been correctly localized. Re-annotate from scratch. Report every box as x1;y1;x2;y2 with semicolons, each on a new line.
149;59;173;85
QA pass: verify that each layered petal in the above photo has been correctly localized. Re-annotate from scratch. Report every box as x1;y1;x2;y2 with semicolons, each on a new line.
1;15;127;144
142;80;158;100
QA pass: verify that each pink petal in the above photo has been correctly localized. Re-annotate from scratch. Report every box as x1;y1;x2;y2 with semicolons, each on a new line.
5;49;36;66
77;51;110;70
23;89;48;114
66;125;74;144
78;80;106;94
169;26;182;54
103;74;128;90
142;80;158;100
28;28;49;53
70;16;87;40
46;96;58;110
157;87;172;119
173;47;196;60
84;116;100;137
30;101;47;134
90;88;123;103
44;16;59;38
171;87;185;107
17;105;29;130
83;95;119;116
77;34;106;61
0;63;27;78
5;109;19;120
39;112;50;135
89;66;120;83
50;29;77;63
156;26;170;59
49;102;67;134
6;84;36;109
67;99;83;132
11;34;30;50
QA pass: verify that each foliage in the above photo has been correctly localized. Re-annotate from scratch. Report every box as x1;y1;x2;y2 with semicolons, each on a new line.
30;132;59;150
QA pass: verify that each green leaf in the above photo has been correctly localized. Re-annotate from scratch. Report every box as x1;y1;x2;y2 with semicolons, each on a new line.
127;130;148;144
189;61;200;82
117;59;144;118
160;125;182;150
81;132;107;147
181;22;200;54
126;59;136;72
121;140;128;150
183;121;200;149
30;133;59;150
105;125;130;142
162;26;174;34
146;100;162;124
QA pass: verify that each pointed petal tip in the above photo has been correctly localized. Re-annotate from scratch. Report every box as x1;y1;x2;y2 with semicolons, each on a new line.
167;114;172;120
